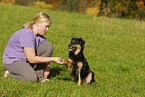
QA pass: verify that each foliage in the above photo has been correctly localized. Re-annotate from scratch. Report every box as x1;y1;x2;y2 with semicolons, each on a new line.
79;0;93;13
0;0;144;20
71;0;80;12
86;7;99;16
58;0;80;12
14;0;35;6
103;0;145;20
135;0;145;20
1;0;15;4
86;0;101;16
46;0;60;8
34;1;54;9
0;3;145;97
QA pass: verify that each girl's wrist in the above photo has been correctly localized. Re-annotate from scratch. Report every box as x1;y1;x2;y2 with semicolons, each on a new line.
48;57;54;62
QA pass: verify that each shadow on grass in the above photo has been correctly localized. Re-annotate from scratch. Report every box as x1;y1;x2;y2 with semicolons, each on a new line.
48;67;62;78
57;77;72;81
48;67;72;81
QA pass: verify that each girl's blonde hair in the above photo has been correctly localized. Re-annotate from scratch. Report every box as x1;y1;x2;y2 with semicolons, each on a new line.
23;12;52;29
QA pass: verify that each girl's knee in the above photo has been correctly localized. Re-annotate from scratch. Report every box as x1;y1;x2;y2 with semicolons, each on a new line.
25;75;38;83
37;41;53;57
30;77;38;83
43;41;53;51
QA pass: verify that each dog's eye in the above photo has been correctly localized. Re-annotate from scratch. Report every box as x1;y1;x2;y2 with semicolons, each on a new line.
73;42;78;45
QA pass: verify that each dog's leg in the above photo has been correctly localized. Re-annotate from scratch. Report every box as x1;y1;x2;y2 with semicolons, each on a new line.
78;70;81;85
71;67;78;81
66;61;71;71
85;72;93;84
66;58;73;71
77;62;83;86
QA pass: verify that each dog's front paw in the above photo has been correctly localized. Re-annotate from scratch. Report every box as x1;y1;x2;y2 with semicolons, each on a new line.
65;61;72;71
78;82;81;86
78;79;82;86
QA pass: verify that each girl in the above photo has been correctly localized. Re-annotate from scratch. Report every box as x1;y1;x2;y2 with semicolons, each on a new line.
3;12;66;82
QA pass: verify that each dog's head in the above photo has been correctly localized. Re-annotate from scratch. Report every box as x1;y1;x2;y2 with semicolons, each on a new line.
68;38;85;55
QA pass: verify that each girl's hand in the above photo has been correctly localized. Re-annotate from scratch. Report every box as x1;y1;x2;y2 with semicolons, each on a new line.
52;57;66;64
61;59;67;64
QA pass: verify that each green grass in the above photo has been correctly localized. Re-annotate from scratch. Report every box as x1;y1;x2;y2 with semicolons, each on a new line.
0;3;145;97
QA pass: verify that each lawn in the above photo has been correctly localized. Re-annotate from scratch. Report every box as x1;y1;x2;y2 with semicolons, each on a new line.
0;3;145;97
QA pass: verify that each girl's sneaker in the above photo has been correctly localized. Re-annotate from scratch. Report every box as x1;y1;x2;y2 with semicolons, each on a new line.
40;78;53;83
4;70;9;77
41;78;50;82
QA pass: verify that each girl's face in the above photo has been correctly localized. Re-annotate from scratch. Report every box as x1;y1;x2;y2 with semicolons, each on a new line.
37;22;51;36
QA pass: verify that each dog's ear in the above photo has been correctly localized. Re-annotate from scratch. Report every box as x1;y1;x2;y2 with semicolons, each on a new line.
71;38;76;41
78;38;85;46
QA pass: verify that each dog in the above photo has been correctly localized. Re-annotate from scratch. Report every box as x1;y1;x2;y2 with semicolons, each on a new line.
66;38;95;85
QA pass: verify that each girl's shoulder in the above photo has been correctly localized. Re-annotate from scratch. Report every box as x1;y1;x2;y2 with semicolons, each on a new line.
19;28;33;34
12;28;35;40
14;28;34;36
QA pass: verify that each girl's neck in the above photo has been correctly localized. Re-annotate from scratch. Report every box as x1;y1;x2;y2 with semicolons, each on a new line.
32;25;38;37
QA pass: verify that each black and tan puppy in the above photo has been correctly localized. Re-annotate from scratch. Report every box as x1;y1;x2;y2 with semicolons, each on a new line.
66;38;94;85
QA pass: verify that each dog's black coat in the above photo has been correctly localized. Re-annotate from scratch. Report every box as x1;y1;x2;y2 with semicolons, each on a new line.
66;38;95;85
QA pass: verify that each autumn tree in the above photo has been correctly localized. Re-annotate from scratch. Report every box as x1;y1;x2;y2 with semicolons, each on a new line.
58;0;80;12
15;0;35;6
46;0;60;7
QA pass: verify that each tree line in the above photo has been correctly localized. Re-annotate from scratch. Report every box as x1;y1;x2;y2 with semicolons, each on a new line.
1;0;145;20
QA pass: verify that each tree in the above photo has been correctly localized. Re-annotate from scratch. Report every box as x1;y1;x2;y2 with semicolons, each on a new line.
15;0;35;6
58;0;80;12
66;0;73;11
57;0;67;10
46;0;60;7
72;0;80;12
100;0;110;16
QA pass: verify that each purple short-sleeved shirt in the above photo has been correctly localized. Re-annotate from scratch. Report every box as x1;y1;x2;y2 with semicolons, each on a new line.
3;28;47;64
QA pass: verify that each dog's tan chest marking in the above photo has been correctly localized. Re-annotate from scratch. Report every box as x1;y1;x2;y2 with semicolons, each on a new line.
75;45;81;55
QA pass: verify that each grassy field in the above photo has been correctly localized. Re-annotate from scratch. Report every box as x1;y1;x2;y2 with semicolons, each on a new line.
0;3;145;97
